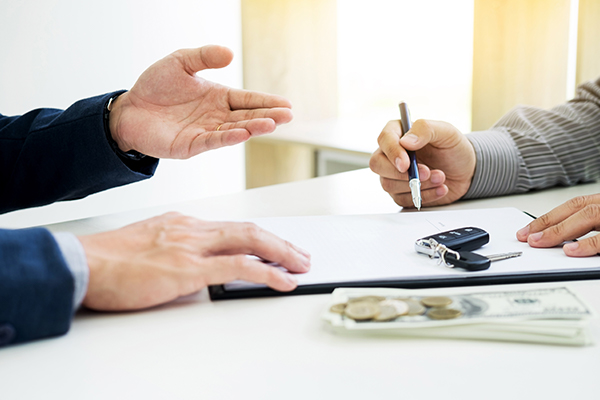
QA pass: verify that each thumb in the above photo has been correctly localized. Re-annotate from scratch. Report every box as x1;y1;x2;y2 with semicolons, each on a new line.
400;119;463;151
178;45;234;75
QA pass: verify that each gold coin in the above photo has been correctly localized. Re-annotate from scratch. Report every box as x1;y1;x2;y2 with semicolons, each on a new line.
404;299;426;316
427;308;462;320
329;303;347;314
348;295;386;303
344;300;381;320
421;296;453;308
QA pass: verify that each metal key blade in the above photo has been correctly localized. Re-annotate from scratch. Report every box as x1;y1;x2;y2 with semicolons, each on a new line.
486;252;523;262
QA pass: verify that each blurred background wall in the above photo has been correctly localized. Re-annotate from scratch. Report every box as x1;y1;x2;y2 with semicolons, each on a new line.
0;0;244;226
243;0;600;188
1;0;599;226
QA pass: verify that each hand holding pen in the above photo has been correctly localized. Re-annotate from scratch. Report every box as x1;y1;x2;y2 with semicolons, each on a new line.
398;102;422;210
369;106;476;208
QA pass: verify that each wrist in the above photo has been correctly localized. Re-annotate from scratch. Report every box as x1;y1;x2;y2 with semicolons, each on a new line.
104;92;147;161
107;93;132;152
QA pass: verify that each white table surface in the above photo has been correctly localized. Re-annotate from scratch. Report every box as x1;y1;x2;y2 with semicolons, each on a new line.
2;168;600;400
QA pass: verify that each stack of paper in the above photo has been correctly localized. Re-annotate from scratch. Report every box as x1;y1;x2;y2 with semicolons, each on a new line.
322;286;595;346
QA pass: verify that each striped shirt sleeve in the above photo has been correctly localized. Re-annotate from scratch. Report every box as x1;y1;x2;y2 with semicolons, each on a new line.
464;77;600;199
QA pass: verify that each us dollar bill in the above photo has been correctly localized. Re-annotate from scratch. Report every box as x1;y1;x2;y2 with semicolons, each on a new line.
322;286;595;346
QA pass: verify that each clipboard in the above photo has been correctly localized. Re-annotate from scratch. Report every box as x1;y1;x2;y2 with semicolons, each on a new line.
209;207;600;300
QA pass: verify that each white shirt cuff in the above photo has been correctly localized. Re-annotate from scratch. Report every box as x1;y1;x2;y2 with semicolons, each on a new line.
52;232;89;311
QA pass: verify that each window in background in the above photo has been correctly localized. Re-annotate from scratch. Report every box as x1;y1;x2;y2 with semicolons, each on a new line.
337;0;474;133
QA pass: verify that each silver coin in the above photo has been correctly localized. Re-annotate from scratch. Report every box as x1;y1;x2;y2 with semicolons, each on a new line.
404;299;426;316
383;299;410;316
373;299;410;321
373;304;399;321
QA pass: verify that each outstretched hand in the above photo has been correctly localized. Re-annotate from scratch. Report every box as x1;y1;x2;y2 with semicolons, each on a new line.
108;45;293;159
517;194;600;257
79;213;311;311
369;119;476;208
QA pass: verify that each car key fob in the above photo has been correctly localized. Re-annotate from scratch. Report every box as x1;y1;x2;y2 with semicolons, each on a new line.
443;250;490;271
415;227;489;257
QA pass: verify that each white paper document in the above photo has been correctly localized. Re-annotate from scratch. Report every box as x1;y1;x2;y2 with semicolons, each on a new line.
223;207;600;291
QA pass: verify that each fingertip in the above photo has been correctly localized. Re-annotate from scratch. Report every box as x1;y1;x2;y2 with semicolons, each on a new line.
266;94;292;109
563;241;580;256
516;225;530;241
279;96;293;109
429;170;445;185
291;243;311;259
274;108;293;125
278;273;298;291
527;231;544;247
434;185;448;198
564;238;599;257
201;45;234;69
395;157;403;173
248;119;277;136
399;133;420;150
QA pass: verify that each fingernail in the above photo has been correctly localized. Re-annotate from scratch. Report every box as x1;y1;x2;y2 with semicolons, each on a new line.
402;133;419;145
517;226;529;238
293;244;311;258
528;231;543;242
395;157;403;172
299;254;311;270
564;242;579;252
284;273;298;286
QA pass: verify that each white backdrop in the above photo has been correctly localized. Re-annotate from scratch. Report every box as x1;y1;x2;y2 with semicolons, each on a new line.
0;0;245;227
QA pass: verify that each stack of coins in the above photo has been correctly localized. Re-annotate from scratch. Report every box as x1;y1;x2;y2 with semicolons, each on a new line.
329;295;462;322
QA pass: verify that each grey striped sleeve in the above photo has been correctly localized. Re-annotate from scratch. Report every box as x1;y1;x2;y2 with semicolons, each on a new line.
463;77;600;200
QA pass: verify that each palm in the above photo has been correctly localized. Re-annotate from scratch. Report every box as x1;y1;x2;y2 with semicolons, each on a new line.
114;46;292;159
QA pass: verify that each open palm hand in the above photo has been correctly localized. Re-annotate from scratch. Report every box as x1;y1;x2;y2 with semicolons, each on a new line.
109;45;293;159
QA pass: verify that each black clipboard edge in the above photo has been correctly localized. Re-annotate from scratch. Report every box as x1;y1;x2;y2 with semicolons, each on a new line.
209;268;600;300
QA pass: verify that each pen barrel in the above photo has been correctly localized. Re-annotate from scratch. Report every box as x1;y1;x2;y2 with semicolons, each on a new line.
399;102;411;134
407;150;419;181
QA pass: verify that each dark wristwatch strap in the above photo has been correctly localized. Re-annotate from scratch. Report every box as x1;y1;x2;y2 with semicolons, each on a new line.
103;93;147;161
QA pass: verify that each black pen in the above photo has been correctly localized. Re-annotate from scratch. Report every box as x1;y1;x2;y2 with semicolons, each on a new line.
399;102;421;210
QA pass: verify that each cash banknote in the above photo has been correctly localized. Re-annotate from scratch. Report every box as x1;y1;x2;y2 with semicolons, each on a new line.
322;286;595;346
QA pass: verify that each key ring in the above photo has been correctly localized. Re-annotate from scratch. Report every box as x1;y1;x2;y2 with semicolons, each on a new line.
422;238;461;268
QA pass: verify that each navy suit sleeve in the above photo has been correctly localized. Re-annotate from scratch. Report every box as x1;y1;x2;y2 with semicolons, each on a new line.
0;91;159;214
0;227;74;346
0;92;160;346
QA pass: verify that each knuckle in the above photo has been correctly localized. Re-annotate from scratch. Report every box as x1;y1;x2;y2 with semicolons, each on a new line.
231;254;251;272
391;193;410;208
582;204;600;220
585;234;600;250
369;153;381;172
380;177;397;193
160;211;183;220
241;222;262;239
411;119;430;134
536;212;553;229
549;222;565;238
377;130;386;146
172;214;197;227
567;195;588;211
